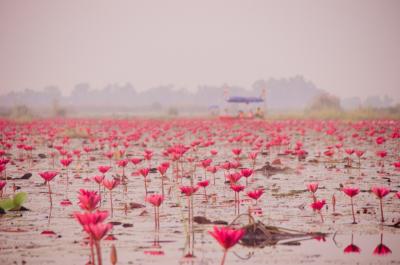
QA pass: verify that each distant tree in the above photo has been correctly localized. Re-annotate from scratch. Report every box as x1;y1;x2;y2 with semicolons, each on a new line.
167;106;179;116
10;105;35;121
307;92;342;112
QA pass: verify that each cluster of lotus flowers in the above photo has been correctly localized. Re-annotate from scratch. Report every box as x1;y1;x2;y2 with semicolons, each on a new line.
307;182;399;223
0;118;399;264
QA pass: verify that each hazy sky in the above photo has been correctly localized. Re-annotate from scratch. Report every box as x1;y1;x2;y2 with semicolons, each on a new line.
0;0;399;101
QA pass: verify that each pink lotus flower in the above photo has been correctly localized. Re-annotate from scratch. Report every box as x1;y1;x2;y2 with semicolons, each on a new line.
371;186;390;222
39;171;58;182
209;226;245;265
147;194;164;207
342;187;359;224
39;171;59;206
98;165;111;175
180;185;199;196
198;179;210;201
311;199;326;222
60;158;73;167
131;157;142;165
78;189;101;212
307;182;319;193
102;178;118;190
371;186;390;198
157;165;168;175
201;158;212;168
102;178;118;217
247;189;264;204
139;168;150;196
146;194;164;230
74;210;109;226
343;187;360;197
93;175;105;184
230;184;245;193
139;168;150;177
240;168;253;186
85;222;113;265
232;148;242;157
117;159;128;167
311;199;326;211
209;226;245;250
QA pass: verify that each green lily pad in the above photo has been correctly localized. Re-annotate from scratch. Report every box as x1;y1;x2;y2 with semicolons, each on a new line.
0;192;28;211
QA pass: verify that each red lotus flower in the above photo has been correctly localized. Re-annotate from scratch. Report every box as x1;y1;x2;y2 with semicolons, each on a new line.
131;157;142;165
324;150;334;157
83;146;91;153
376;150;387;158
209;226;245;250
240;168;253;178
396;191;400;199
93;175;105;184
139;168;150;177
180;185;199;196
375;136;386;145
230;184;245;193
209;226;245;265
371;186;390;222
197;179;209;188
39;171;58;182
247;189;264;202
201;158;212;168
227;172;242;183
343;187;359;197
345;149;354;155
85;222;113;241
60;158;73;167
371;186;390;198
74;210;109;226
355;150;364;157
343;187;359;224
307;182;318;193
157;165;168;175
311;199;326;211
147;194;164;229
73;149;81;157
207;166;217;173
232;149;242;156
221;161;231;171
248;151;258;160
98;165;111;174
102;178;118;190
311;199;326;222
146;194;164;207
117;159;128;167
78;189;101;211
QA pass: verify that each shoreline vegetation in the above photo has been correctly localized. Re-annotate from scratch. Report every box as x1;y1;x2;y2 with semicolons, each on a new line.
0;105;399;122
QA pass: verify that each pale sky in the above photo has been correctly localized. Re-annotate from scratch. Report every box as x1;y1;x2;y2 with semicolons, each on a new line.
0;0;399;101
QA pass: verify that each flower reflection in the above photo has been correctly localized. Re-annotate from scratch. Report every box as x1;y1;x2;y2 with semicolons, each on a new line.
373;233;392;256
343;234;361;254
144;233;164;256
313;235;326;242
